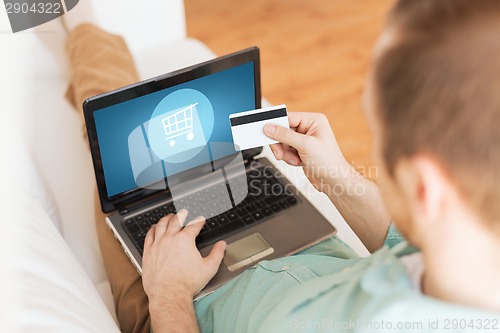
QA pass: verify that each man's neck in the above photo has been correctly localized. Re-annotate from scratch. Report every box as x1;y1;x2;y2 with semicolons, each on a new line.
421;218;500;314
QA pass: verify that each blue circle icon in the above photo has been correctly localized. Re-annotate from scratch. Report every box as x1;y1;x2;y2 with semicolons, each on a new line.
147;89;214;163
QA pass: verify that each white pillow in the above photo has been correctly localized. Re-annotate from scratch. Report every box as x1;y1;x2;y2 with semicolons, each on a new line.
4;181;120;332
16;146;63;232
5;128;62;233
0;189;14;332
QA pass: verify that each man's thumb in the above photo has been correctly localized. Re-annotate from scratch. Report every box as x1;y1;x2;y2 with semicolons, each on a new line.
263;124;304;149
204;240;226;270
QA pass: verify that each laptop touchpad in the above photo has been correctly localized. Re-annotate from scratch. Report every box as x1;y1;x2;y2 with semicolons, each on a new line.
223;233;274;272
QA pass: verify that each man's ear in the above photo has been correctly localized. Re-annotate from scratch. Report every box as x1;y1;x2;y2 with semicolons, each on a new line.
394;155;448;227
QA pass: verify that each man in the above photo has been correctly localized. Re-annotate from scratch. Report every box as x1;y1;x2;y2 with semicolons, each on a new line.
140;0;500;332
64;0;500;332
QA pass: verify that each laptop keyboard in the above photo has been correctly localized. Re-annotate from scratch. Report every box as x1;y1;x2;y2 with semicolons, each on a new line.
123;167;299;253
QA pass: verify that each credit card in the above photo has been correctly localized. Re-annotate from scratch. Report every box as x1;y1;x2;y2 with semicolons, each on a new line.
229;104;289;151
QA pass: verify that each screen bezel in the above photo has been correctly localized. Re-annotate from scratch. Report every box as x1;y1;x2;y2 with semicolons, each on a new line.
83;47;262;213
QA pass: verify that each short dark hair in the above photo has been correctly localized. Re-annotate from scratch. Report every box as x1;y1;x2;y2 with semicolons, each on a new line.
374;0;500;224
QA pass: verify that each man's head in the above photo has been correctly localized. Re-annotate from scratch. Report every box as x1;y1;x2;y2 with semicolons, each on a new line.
365;0;500;245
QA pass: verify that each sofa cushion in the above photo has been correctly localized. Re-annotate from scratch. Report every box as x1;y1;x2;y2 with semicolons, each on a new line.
4;178;119;332
13;137;63;232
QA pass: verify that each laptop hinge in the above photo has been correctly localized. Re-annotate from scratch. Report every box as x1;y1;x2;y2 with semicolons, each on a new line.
118;206;129;215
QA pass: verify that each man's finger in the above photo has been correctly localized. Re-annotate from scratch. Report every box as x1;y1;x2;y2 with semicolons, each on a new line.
183;216;205;238
203;240;227;271
155;214;172;239
281;149;301;166
144;224;156;250
166;209;188;234
263;124;305;151
287;112;306;129
269;143;284;160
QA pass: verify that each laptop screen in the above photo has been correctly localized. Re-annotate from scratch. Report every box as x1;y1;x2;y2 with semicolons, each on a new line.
92;60;257;199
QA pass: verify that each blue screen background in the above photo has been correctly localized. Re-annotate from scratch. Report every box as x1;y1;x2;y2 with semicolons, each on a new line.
94;62;255;197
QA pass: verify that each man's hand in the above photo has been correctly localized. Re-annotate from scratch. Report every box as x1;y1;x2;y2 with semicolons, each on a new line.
142;209;226;302
264;112;391;252
263;112;351;191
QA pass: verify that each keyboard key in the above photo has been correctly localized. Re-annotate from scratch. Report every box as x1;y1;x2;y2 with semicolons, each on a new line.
248;170;260;178
245;195;257;203
279;200;290;209
136;215;144;221
236;208;248;217
132;230;147;241
162;204;176;213
246;203;258;212
262;207;273;217
248;184;260;194
217;215;229;225
162;202;175;214
137;219;151;229
226;212;238;220
207;219;219;229
124;220;140;234
205;210;219;220
254;200;266;209
242;215;254;225
251;211;264;221
287;196;298;206
270;203;282;213
145;211;152;218
187;210;200;219
125;219;136;226
196;220;245;245
137;239;145;251
264;196;280;205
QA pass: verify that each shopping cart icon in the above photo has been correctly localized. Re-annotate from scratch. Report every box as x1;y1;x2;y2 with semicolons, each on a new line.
161;103;198;147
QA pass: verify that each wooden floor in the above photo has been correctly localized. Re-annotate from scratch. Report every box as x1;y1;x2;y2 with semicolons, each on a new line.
185;0;394;175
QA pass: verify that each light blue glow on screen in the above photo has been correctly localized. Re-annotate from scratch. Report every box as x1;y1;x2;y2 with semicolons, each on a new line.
94;62;255;197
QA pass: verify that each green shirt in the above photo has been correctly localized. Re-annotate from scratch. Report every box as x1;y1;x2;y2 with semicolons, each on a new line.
195;226;500;332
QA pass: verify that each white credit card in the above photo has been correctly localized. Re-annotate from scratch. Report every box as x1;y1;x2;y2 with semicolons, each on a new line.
229;104;289;151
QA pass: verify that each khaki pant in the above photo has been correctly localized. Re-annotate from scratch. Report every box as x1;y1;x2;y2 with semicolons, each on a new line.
65;24;150;333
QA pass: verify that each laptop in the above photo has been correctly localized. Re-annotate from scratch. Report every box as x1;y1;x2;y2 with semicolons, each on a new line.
83;46;336;298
